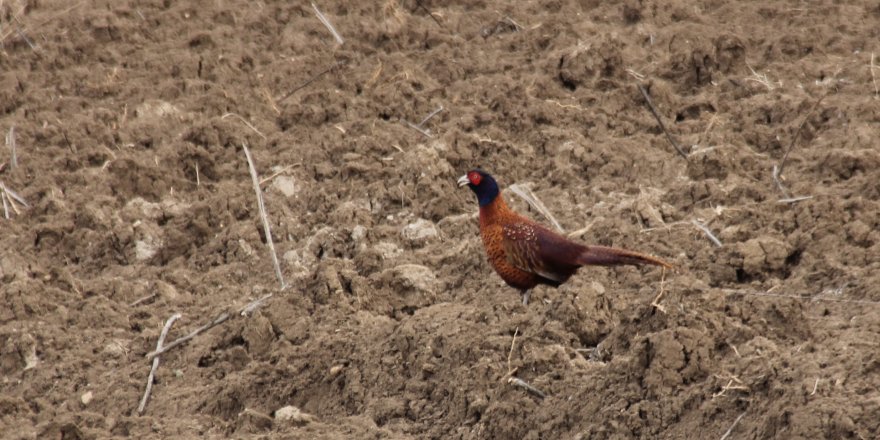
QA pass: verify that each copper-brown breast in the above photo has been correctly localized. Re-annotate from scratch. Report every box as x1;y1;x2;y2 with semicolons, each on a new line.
479;207;541;290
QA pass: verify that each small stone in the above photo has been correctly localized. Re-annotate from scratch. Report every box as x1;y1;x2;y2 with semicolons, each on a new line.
401;218;438;246
134;238;161;261
104;339;128;358
81;391;94;405
272;175;297;197
275;405;315;426
373;242;402;260
388;264;437;294
237;239;256;257
351;225;367;243
134;99;180;119
329;365;345;376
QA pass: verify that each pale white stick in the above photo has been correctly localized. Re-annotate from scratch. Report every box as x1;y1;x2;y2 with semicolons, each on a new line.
691;219;722;247
417;106;444;127
312;2;344;45
145;312;229;360
243;144;286;290
871;52;878;98
0;181;28;207
508;377;546;399
719;412;746;440
2;191;9;219
221;113;267;140
6;126;16;169
138;313;181;414
508;184;564;233
404;120;432;138
777;196;813;204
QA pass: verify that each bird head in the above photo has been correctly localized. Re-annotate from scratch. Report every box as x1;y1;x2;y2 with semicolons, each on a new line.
458;169;500;207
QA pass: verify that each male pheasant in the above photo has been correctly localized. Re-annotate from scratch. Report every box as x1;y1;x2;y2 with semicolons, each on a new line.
458;169;672;305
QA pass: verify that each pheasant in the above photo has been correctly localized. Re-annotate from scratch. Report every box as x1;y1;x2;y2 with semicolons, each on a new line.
458;169;673;305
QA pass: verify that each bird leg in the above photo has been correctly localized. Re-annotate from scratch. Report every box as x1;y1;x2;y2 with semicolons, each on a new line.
521;290;530;306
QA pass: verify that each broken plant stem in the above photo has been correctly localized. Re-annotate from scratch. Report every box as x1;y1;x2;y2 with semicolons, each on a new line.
145;312;230;360
404;120;432;138
221;113;267;140
418;106;444;127
277;61;342;103
138;313;181;414
777;95;825;177
507;183;563;233
243;144;286;290
777;195;813;204
312;2;344;45
719;412;746;440
691;219;722;247
871;52;878;99
241;293;274;317
507;327;519;375
637;84;689;159
651;267;668;313
771;165;791;199
129;293;158;307
508;377;546;399
0;181;28;208
6;126;16;169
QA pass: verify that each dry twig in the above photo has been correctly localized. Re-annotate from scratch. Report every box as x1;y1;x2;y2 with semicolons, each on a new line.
129;293;158;307
221;113;267;140
777;195;813;204
0;180;28;218
651;267;668;313
404;120;432;138
777;95;825;177
243;144;286;290
6;126;16;169
719;412;746;440
746;64;775;90
138;313;181;414
404;106;444;138
277;62;341;103
241;293;273;317
418;106;444;127
145;312;229;360
772;95;825;199
508;377;546;399
259;163;301;186
312;2;344;45
506;327;519;375
712;375;749;398
691;219;722;247
637;84;689;159
415;0;443;28
870;52;878;99
507;183;563;233
503;327;546;399
2;191;9;220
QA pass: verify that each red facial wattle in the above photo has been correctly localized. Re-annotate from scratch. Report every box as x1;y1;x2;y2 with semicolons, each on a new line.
468;172;482;186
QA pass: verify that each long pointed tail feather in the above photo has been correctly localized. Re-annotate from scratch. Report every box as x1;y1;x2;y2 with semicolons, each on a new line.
577;245;673;269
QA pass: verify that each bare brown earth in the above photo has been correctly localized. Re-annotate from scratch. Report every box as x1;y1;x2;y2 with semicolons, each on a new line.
2;0;880;438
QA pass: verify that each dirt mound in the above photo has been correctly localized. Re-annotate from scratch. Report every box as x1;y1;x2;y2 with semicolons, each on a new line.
2;0;879;438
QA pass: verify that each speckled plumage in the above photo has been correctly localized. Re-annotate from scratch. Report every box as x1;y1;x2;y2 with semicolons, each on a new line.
460;169;673;304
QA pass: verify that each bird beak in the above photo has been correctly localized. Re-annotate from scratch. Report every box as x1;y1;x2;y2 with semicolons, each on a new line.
457;175;470;187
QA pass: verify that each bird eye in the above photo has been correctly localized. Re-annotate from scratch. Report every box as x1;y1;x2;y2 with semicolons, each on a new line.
468;172;482;185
